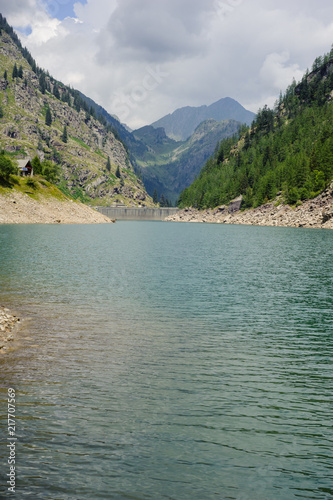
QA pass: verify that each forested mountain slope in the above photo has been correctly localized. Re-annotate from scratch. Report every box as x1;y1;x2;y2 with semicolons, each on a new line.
178;49;333;210
134;119;241;204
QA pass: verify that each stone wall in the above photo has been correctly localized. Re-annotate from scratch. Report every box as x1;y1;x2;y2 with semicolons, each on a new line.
96;207;179;221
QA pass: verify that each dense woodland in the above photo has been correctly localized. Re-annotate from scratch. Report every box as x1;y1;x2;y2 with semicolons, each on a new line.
178;48;333;209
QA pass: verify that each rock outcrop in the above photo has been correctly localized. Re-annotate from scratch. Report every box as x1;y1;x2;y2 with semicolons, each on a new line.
0;307;20;354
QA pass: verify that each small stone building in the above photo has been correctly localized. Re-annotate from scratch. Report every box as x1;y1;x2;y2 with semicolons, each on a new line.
17;159;33;177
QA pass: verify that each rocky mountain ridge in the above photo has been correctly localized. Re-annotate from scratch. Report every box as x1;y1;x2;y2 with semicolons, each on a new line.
0;25;152;207
151;97;255;141
133;118;242;204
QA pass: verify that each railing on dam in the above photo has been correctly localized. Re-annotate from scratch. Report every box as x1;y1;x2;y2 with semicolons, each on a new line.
95;206;179;221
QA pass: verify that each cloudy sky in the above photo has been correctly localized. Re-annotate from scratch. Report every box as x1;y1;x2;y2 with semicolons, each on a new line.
1;0;333;129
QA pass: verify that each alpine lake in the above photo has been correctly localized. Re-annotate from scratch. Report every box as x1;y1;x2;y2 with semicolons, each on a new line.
0;221;332;500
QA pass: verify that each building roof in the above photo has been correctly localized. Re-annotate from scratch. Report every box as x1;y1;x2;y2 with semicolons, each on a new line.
17;159;32;169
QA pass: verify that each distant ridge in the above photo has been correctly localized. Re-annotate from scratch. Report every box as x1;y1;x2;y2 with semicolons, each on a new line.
151;97;255;141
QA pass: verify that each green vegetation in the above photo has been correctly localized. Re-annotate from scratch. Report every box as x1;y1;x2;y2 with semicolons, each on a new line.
0;152;17;181
57;181;90;203
106;156;111;172
178;48;333;210
45;106;52;126
61;125;68;143
71;137;90;150
0;14;124;131
135;120;241;204
0;15;153;206
31;155;60;183
115;165;121;178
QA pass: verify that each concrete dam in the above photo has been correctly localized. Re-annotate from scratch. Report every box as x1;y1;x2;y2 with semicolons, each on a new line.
96;206;179;221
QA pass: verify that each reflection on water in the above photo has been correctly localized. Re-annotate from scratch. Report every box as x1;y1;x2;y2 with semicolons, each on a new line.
0;222;332;499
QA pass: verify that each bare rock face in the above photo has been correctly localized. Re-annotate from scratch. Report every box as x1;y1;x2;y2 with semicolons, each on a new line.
0;77;8;90
0;307;20;353
322;207;333;223
228;195;243;213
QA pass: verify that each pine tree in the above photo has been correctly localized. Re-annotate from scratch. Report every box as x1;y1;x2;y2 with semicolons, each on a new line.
160;193;166;207
3;70;7;80
53;84;60;99
0;153;17;179
18;65;23;78
153;188;158;204
106;156;111;172
39;73;46;94
31;155;43;175
115;165;121;178
61;125;68;143
45;106;52;126
12;63;18;79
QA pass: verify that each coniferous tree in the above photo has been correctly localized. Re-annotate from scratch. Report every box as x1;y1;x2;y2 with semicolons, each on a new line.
159;193;166;207
106;156;111;172
31;155;43;175
39;73;46;94
45;106;52;126
178;49;333;210
115;165;121;178
0;153;17;179
12;63;18;79
153;188;158;204
3;70;7;80
53;84;60;99
18;65;23;78
61;125;68;143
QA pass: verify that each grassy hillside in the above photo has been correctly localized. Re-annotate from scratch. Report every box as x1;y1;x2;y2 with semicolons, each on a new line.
0;15;153;207
0;172;68;201
178;49;333;210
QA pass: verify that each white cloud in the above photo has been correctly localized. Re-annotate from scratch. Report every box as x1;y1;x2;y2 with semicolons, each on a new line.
1;0;333;128
259;52;304;93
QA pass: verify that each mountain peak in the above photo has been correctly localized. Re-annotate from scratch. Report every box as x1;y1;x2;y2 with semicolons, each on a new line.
151;98;255;141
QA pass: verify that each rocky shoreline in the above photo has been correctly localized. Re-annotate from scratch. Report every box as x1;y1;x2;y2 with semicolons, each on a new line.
0;307;21;354
166;183;333;229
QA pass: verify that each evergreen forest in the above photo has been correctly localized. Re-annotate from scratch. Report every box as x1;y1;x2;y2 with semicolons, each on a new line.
178;49;333;209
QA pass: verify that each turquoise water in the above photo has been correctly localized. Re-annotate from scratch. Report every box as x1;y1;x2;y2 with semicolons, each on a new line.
0;222;332;499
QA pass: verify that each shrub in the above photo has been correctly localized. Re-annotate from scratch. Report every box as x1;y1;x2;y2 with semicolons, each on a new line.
287;187;299;205
26;177;38;189
0;154;17;179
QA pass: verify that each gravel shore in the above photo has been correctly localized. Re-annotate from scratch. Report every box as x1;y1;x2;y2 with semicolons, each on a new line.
0;307;21;354
166;183;333;229
0;190;113;224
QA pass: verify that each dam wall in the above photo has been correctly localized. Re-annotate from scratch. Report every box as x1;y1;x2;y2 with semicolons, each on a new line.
96;206;179;221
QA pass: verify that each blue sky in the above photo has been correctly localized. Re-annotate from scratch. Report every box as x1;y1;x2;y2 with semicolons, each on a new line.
43;0;87;21
1;0;333;129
